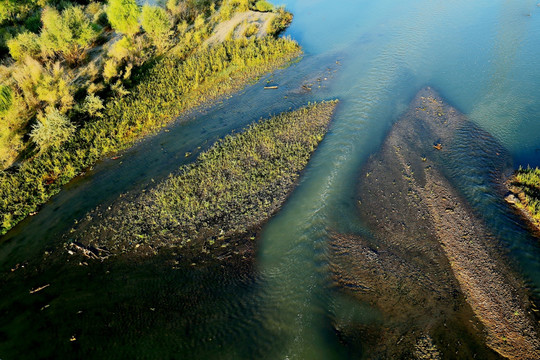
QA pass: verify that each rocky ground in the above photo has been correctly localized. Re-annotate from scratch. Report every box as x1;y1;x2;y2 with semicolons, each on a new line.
330;87;540;359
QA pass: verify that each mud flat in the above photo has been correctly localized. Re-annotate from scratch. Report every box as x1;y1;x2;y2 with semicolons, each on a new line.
331;88;540;359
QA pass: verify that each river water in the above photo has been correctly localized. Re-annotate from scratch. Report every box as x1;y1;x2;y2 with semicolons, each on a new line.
2;0;540;358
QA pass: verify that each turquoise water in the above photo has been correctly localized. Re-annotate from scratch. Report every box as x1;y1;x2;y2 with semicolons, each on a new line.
2;0;540;358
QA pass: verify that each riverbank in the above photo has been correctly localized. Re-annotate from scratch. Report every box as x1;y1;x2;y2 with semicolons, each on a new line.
0;35;301;236
330;88;540;359
67;101;338;261
506;167;540;236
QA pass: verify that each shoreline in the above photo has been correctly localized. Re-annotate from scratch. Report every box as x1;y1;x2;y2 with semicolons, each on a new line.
0;37;302;237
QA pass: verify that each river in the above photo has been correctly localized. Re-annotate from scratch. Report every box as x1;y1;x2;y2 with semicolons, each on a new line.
2;0;540;358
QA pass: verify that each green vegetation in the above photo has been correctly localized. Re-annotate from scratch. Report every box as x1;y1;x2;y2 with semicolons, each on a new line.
254;0;273;12
106;0;139;37
71;101;338;256
0;37;301;235
39;5;101;64
0;0;300;235
30;109;76;151
509;166;540;226
140;4;171;51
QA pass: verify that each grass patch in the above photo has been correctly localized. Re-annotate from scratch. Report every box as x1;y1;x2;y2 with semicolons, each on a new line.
509;166;540;225
0;36;301;235
69;101;338;256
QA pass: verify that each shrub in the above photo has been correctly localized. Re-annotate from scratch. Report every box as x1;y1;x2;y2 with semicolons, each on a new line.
267;7;292;36
11;58;74;113
40;5;101;64
103;58;120;81
254;0;273;12
108;35;135;60
30;109;76;151
511;166;540;223
34;62;74;113
82;93;104;118
86;1;109;27
243;23;259;37
106;0;140;37
141;4;171;51
7;31;41;61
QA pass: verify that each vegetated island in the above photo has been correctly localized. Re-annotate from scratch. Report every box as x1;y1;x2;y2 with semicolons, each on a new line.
67;101;338;261
506;167;540;236
330;88;540;359
0;0;300;235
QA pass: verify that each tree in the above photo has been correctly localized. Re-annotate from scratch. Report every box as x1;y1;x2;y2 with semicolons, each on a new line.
11;58;74;113
30;108;76;151
7;31;41;61
106;0;140;37
141;5;171;51
40;5;101;64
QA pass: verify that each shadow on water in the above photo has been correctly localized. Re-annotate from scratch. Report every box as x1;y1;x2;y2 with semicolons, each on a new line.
0;51;343;271
0;250;284;359
0;50;346;358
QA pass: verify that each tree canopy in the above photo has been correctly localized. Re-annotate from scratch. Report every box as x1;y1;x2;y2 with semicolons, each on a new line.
40;5;101;64
141;4;171;50
106;0;140;36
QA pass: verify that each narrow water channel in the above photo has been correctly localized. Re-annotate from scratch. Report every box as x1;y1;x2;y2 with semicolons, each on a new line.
2;0;540;358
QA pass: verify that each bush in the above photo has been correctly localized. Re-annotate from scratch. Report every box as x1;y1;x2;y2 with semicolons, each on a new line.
82;93;104;118
108;35;135;60
40;5;101;64
7;31;41;61
254;0;273;12
243;23;259;37
11;58;74;113
106;0;140;37
30;109;76;151
267;7;293;35
511;166;540;223
141;4;171;51
103;58;120;81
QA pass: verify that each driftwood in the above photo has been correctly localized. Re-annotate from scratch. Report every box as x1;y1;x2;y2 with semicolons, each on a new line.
68;242;111;260
30;284;50;294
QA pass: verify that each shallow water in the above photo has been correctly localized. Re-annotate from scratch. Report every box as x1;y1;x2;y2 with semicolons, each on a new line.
2;0;540;358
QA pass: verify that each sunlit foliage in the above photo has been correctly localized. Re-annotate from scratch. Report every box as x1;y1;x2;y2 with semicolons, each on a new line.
106;0;140;37
40;5;101;64
141;4;171;51
30;108;76;151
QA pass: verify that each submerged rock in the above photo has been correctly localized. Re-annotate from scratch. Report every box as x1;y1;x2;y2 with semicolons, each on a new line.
331;87;540;359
